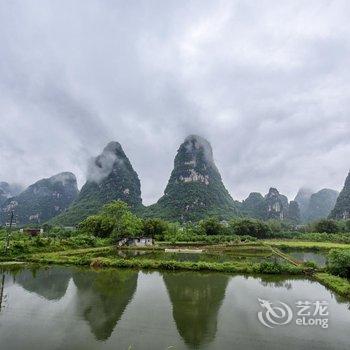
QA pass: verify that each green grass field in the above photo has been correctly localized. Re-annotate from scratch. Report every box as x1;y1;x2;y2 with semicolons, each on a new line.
263;240;350;250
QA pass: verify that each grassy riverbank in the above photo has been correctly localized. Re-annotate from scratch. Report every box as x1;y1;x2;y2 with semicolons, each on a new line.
263;240;350;250
5;245;348;299
24;249;307;275
315;273;350;298
2;234;350;299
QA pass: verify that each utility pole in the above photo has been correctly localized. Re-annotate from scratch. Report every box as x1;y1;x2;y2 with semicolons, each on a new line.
4;211;14;254
0;273;5;312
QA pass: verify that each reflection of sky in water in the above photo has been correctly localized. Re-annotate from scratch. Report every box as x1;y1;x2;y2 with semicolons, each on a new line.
0;267;349;350
286;251;327;267
114;249;273;263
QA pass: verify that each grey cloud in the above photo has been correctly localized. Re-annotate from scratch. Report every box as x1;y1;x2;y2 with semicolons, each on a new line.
0;0;349;204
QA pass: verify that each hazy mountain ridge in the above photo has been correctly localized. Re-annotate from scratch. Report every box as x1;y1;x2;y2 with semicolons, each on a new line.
241;188;300;223
1;138;346;226
0;182;23;206
329;171;350;220
0;172;78;225
295;188;339;223
294;188;313;221
307;189;339;221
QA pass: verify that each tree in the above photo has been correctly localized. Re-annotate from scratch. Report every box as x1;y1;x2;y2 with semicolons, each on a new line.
42;223;53;233
101;200;130;219
314;219;339;233
111;211;143;241
199;217;224;235
142;218;168;239
77;200;144;241
231;219;271;238
78;215;114;238
345;220;350;232
327;249;350;278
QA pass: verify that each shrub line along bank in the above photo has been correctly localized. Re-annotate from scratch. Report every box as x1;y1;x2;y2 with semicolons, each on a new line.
314;273;350;299
10;249;348;299
24;252;307;275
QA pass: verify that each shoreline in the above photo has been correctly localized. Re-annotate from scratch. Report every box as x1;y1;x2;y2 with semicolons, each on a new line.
2;257;349;300
1;241;350;300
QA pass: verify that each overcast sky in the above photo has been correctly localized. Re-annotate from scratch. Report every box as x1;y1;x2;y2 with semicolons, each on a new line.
1;0;350;204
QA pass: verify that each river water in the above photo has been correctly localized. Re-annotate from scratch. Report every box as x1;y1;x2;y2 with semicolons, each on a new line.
0;266;349;350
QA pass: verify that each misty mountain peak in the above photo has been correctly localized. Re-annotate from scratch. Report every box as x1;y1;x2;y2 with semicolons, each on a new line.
103;141;123;155
51;141;142;225
265;187;289;220
50;172;77;185
330;171;350;219
147;136;238;221
88;141;128;184
0;181;23;198
306;188;339;221
294;187;314;221
296;187;314;198
266;187;280;198
181;135;215;167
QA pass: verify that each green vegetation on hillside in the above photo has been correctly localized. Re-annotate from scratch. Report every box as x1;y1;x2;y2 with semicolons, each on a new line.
145;135;239;222
0;172;78;225
330;171;350;220
51;142;143;226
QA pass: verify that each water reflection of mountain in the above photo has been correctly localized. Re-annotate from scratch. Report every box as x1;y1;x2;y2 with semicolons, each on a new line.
259;275;295;290
163;272;229;348
15;267;71;300
72;269;138;341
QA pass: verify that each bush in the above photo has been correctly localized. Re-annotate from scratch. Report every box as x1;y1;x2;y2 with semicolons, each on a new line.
47;227;77;238
346;220;350;233
296;232;350;243
199;217;225;235
314;219;339;234
110;211;143;241
68;234;97;248
142;218;168;239
327;249;350;278
33;237;47;247
257;261;283;274
78;215;115;238
77;200;143;241
11;241;30;254
230;219;272;238
301;261;318;269
266;231;301;239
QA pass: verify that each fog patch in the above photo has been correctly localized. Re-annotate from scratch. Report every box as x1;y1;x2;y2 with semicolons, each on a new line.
87;148;124;184
0;182;23;198
184;135;216;168
50;172;77;186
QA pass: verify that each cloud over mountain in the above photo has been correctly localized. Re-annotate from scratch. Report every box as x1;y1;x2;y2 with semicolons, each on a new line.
0;0;349;204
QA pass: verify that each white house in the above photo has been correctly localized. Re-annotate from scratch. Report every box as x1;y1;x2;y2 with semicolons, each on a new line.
117;236;154;247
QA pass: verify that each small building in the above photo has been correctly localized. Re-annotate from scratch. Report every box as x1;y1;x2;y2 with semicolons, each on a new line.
117;236;154;247
21;228;43;237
